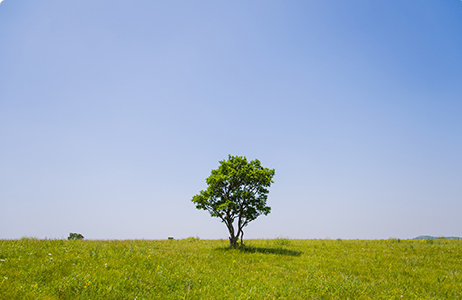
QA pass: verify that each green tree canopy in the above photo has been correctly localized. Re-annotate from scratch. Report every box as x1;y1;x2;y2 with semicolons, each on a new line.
191;155;275;247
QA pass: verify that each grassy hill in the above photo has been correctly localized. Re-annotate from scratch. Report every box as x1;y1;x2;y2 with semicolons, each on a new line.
1;238;461;299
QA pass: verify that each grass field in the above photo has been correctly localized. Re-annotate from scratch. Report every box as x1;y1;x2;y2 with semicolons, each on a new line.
1;237;461;299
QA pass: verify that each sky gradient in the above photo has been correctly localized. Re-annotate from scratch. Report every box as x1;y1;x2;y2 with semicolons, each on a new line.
1;0;461;240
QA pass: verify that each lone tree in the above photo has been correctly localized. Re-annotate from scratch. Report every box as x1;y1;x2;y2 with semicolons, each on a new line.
191;155;275;247
67;233;84;240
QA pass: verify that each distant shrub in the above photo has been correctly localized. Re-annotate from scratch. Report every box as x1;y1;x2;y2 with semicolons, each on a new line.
274;237;291;246
185;236;200;242
20;236;38;241
68;233;84;240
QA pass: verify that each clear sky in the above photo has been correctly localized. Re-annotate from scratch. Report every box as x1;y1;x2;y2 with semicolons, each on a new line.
1;1;461;240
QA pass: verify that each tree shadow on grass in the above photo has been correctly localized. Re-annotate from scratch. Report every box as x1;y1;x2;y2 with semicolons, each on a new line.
216;245;302;257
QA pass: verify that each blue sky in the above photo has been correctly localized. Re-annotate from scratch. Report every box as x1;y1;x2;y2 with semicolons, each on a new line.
1;0;461;240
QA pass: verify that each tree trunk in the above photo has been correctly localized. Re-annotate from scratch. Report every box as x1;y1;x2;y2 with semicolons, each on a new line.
226;221;238;247
229;235;238;247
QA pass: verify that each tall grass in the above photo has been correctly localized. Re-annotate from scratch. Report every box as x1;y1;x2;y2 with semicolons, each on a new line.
1;238;461;299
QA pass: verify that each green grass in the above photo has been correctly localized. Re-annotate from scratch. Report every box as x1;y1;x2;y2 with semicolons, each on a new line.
1;238;461;299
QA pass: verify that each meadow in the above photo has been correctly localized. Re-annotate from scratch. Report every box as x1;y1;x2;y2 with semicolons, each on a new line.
1;238;461;299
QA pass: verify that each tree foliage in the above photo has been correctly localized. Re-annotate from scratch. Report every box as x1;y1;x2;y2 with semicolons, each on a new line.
67;233;84;240
191;155;275;247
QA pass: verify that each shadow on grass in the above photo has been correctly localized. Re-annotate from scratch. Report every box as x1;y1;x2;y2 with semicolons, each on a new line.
216;245;302;257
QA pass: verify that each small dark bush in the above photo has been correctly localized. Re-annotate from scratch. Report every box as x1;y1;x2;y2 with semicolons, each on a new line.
68;233;84;240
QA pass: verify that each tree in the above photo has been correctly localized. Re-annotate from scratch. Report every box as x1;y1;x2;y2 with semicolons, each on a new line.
68;232;84;240
191;155;275;247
